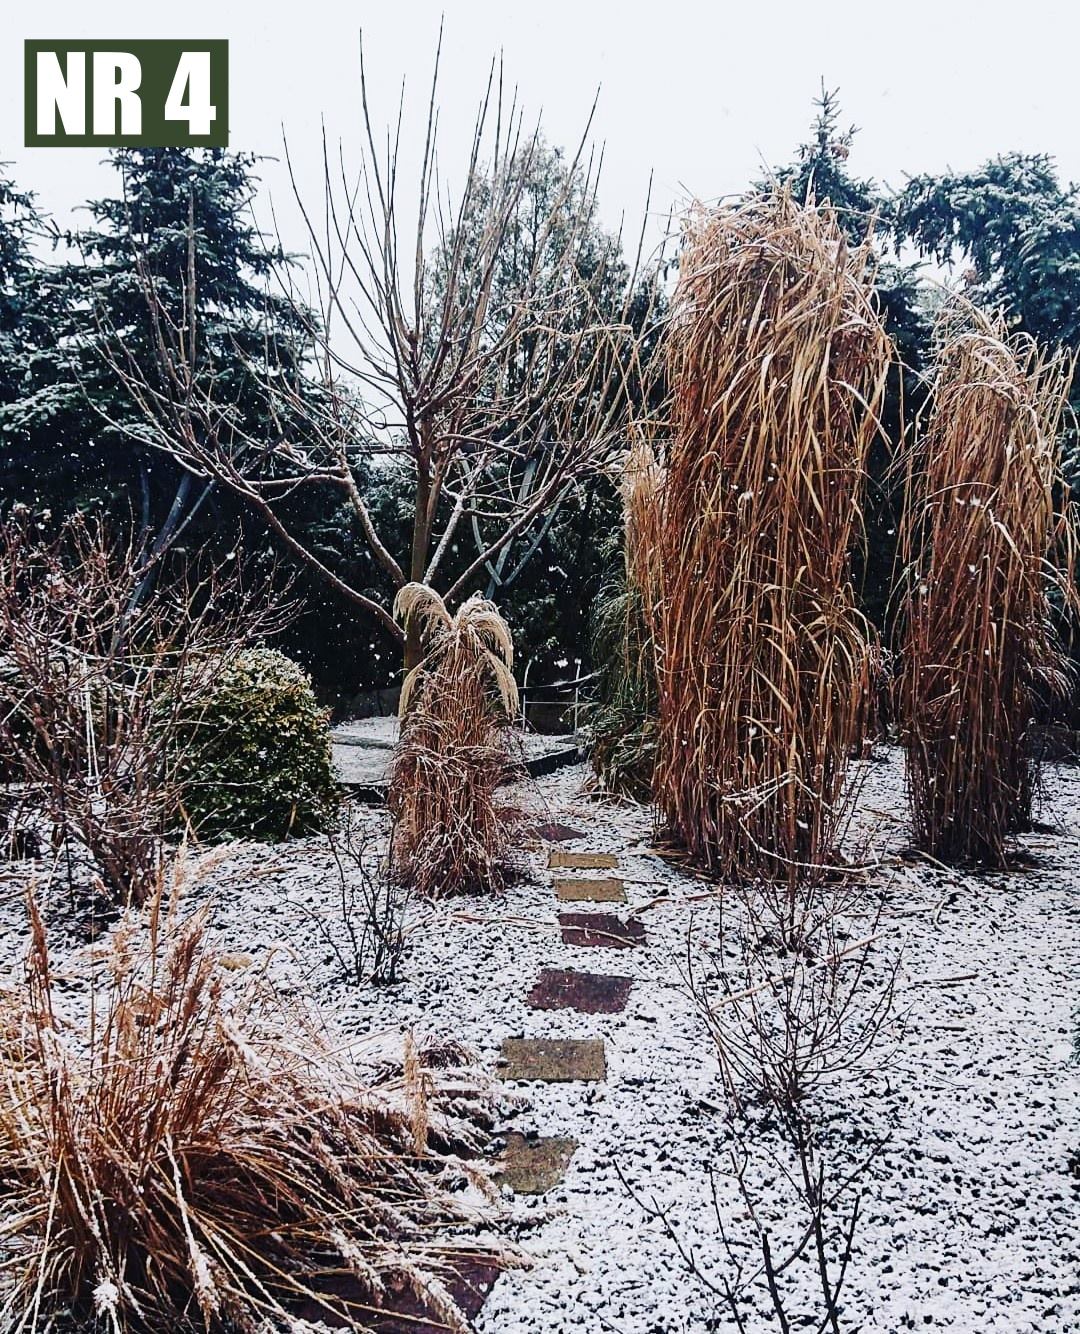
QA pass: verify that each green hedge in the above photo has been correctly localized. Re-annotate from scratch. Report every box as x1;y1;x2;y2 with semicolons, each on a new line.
170;648;338;841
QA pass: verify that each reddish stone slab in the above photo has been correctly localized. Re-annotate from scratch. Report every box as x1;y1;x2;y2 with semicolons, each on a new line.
532;821;586;842
527;967;634;1014
558;911;646;949
372;1256;503;1331
298;1254;502;1331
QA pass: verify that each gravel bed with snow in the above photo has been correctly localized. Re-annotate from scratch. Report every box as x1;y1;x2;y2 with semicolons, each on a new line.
1;746;1077;1332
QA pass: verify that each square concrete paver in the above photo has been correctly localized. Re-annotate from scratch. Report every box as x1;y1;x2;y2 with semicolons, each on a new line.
494;1132;578;1194
558;912;646;949
554;876;626;903
527;967;634;1014
499;1037;607;1082
533;822;586;843
549;849;619;870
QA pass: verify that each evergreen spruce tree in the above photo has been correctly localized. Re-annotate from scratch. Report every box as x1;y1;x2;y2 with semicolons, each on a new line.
12;149;315;547
897;152;1080;350
765;88;932;631
897;153;1080;496
0;172;52;499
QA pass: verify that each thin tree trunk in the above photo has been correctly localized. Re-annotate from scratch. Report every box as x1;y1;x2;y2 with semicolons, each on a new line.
405;450;434;676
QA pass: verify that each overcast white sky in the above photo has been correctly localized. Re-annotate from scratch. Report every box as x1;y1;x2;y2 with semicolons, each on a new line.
2;0;1079;267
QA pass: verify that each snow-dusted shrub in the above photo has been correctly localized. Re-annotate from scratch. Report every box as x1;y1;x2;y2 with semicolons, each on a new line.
0;514;284;902
169;647;338;841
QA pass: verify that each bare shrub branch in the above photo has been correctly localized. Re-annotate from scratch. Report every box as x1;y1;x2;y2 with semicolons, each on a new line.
0;510;289;904
301;807;411;985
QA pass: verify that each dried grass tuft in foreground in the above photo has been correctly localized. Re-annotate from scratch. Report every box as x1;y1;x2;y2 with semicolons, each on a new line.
0;880;512;1333
652;191;890;891
897;305;1077;865
388;585;521;899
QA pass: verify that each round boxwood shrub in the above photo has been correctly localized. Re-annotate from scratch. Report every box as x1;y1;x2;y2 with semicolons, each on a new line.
170;648;339;841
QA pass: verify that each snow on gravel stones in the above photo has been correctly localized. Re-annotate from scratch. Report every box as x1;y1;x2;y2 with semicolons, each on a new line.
1;748;1077;1332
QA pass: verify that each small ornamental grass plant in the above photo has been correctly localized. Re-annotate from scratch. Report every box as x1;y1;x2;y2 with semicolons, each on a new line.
652;191;890;893
0;868;511;1333
897;305;1077;865
388;585;521;899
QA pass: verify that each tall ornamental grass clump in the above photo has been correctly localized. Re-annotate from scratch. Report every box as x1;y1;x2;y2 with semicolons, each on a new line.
388;585;520;898
653;191;890;889
897;306;1076;865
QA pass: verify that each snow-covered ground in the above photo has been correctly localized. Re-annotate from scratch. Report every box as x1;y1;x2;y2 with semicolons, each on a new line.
1;747;1077;1332
330;717;578;787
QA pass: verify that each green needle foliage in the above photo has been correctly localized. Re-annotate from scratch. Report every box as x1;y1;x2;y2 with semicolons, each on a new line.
588;440;662;800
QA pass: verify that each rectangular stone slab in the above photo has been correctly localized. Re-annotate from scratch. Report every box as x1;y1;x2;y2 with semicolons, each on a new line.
499;1037;607;1082
548;849;619;870
494;1132;578;1194
558;911;646;949
554;876;626;903
527;967;634;1014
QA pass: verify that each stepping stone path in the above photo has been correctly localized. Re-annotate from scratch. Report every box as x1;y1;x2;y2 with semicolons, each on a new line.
488;836;649;1232
500;1037;607;1082
558;911;646;949
554;875;626;903
527;967;633;1014
495;1132;579;1194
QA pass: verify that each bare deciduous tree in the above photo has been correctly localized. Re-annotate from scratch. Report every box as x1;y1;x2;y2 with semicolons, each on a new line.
94;37;661;673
